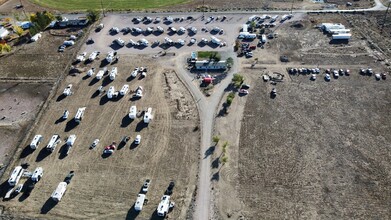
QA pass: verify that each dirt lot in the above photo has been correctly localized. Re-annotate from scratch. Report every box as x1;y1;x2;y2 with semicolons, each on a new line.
212;13;391;219
0;53;200;219
0;82;52;169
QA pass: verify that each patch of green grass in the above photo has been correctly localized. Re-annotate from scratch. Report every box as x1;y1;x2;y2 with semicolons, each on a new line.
31;0;190;10
197;51;221;60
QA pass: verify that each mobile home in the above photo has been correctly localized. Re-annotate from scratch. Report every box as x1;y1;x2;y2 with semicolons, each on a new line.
51;182;67;202
157;195;170;217
134;194;146;211
46;134;61;152
8;166;24;186
30;135;43;150
74;107;86;123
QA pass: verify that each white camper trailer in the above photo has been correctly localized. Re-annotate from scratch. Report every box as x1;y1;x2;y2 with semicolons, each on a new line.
114;38;125;47
74;107;86;123
211;36;221;45
87;68;95;77
164;37;173;45
139;38;149;46
143;107;153;123
8;166;24;187
46;134;61;152
134;194;146;211
51;182;67;202
131;67;139;77
30;135;43;150
63;84;73;96
106;51;116;63
66;135;77;146
129;106;137;119
107;86;117;99
135;86;143;98
76;52;87;62
157;195;170;217
31;167;43;182
96;70;105;80
89;51;99;61
120;84;129;95
30;33;42;42
110;67;118;80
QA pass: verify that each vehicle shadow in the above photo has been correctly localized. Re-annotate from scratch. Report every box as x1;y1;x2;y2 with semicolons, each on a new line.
40;198;58;214
149;210;161;220
121;115;133;128
126;76;135;82
99;95;109;105
129;142;138;150
55;117;66;124
82;75;90;80
56;94;66;102
101;76;112;87
88;77;99;86
64;120;79;132
204;146;215;159
91;90;100;99
20;145;34;159
0;180;11;199
135;121;148;132
101;153;111;159
36;147;51;162
211;171;220;181
126;204;140;219
58;144;69;160
19;179;34;202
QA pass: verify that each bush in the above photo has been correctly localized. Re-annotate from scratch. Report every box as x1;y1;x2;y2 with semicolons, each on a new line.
0;44;11;53
232;74;244;88
212;136;220;144
29;11;54;34
87;9;100;23
13;25;23;36
226;92;235;106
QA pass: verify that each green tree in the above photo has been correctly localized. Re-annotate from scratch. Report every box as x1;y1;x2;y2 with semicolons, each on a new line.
221;156;228;165
250;21;256;32
55;15;63;21
212;136;220;145
226;92;235;106
226;57;233;68
1;44;11;53
232;74;244;88
87;9;100;23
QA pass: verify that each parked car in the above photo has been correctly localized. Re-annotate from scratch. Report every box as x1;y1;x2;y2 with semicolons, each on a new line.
165;181;175;195
325;74;331;81
142;179;151;193
58;45;65;52
90;139;100;149
239;89;249;95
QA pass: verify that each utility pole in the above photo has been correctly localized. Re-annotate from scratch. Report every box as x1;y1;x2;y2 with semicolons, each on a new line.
381;1;391;34
202;0;205;17
101;0;106;17
290;0;295;14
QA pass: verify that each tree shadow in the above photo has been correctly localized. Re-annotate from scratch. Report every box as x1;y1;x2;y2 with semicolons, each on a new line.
126;204;140;220
204;146;215;159
135;121;148;132
20;145;34;159
40;198;58;214
211;171;220;181
121;115;133;127
211;157;220;169
88;77;99;86
56;94;66;102
36;147;51;162
64;120;79;132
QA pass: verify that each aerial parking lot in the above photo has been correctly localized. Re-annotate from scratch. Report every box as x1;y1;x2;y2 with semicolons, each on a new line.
0;6;390;220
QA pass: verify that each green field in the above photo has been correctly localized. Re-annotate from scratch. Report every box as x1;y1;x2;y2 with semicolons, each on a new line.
31;0;190;10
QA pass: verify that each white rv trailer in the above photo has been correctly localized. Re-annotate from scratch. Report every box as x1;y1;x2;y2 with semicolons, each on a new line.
106;51;116;63
76;52;87;62
89;51;99;61
30;33;42;42
329;29;351;34
107;86;117;99
157;195;170;217
46;134;61;152
96;70;104;80
114;38;125;47
66;135;77;146
8;166;24;187
143;107;153;123
134;194;146;211
109;67;118;80
30;134;43;150
120;84;129;95
321;23;345;32
87;68;95;77
139;38;149;46
31;167;43;182
332;33;351;40
129;106;137;119
63;84;73;96
51;182;67;202
74;107;86;123
164;37;173;44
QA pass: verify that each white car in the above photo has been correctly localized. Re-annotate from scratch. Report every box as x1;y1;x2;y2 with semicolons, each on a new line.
62;110;69;119
325;74;331;81
311;74;316;80
135;135;141;145
333;70;339;78
115;38;125;47
90;139;100;149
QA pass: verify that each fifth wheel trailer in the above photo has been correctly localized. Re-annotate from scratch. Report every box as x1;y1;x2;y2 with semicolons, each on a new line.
134;194;146;211
30;135;43;150
51;182;67;202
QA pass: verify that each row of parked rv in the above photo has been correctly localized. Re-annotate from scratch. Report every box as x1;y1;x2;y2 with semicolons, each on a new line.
110;25;224;36
288;67;387;81
320;23;351;40
248;14;293;23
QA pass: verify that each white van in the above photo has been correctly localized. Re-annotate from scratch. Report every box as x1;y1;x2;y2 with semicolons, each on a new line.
8;166;24;186
134;194;146;211
31;167;43;182
51;182;67;202
30;135;43;150
107;86;115;99
46;134;61;152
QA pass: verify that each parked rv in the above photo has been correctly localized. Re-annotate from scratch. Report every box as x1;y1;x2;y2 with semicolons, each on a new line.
142;179;151;193
89;51;100;61
74;107;86;123
62;110;69;119
134;194;146;211
63;84;73;96
110;67;118;80
51;182;67;202
131;67;139;77
90;139;100;149
143;107;153;123
120;84;129;95
114;38;125;47
129;106;137;119
8;166;24;186
157;195;171;217
46;134;61;152
107;86;118;99
135;135;141;145
76;52;87;62
30;135;43;150
96;69;104;80
31;167;43;182
66;135;77;146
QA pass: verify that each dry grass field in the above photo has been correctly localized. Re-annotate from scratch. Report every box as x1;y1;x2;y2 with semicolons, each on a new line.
0;54;200;219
